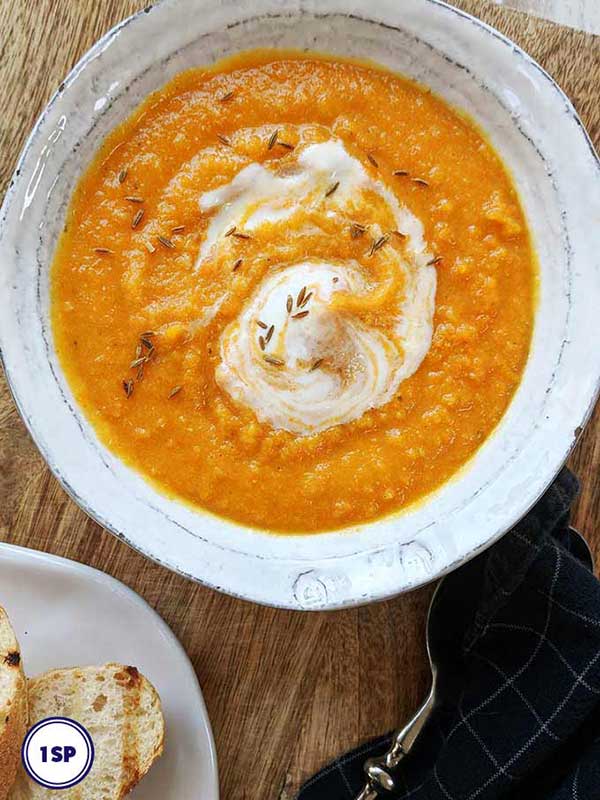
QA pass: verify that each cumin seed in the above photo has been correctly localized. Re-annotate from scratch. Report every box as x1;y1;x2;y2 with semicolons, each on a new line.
412;177;430;187
118;169;128;184
257;320;268;330
264;355;284;367
172;225;185;233
278;141;294;150
140;331;155;338
367;152;379;168
123;379;134;398
232;258;243;272
292;310;309;320
94;247;113;254
259;335;266;351
265;325;274;344
217;133;231;146
370;234;390;256
225;225;236;237
428;256;443;266
158;235;175;249
267;129;278;150
310;358;323;372
125;196;144;203
286;295;293;313
299;291;313;308
393;170;409;177
232;231;251;240
219;91;235;102
168;385;182;398
325;181;340;198
132;209;144;229
297;286;306;307
130;356;147;369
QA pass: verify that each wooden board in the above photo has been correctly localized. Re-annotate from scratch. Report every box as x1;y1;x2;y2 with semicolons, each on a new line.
495;0;600;34
0;2;598;797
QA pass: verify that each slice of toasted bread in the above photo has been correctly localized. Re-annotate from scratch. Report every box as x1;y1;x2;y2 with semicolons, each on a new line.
9;664;164;799
0;606;27;800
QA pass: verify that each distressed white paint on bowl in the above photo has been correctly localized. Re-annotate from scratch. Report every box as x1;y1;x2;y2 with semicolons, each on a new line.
1;0;599;610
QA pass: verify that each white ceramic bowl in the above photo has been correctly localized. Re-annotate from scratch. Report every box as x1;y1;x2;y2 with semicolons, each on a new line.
1;0;599;610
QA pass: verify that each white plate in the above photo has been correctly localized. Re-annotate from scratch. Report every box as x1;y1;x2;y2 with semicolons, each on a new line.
0;543;219;799
0;0;599;610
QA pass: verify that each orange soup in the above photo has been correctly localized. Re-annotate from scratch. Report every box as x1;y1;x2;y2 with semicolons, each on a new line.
52;51;535;533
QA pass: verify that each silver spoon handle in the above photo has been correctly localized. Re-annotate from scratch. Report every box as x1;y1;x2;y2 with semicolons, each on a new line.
354;687;435;799
355;528;590;800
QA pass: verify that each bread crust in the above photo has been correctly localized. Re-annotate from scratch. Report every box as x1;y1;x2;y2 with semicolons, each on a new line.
8;663;164;799
0;608;27;800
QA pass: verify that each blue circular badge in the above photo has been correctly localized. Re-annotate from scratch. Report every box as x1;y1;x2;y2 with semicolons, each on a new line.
21;717;94;789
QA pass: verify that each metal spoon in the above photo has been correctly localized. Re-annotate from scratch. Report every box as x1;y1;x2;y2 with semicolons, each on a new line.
355;575;447;800
566;526;592;568
355;527;592;800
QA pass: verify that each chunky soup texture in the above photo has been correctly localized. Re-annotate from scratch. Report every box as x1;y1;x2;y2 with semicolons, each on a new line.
52;52;535;533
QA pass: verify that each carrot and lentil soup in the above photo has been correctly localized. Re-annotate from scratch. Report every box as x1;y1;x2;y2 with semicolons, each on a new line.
52;51;535;533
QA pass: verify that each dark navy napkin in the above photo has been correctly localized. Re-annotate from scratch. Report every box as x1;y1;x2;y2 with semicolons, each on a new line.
298;469;600;800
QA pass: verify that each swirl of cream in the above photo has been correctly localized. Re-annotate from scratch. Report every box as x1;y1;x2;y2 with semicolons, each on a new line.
198;138;437;435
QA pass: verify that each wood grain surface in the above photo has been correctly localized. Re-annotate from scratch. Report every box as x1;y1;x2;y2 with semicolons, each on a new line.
0;2;598;798
493;0;600;33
